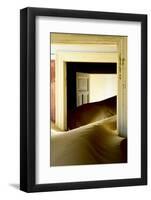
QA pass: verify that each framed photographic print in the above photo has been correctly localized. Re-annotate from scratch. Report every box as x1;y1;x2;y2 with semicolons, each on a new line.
20;7;147;192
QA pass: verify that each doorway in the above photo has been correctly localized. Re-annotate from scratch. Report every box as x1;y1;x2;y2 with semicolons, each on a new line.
67;62;117;129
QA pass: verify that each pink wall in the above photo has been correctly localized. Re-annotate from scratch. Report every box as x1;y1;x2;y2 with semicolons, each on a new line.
50;60;55;122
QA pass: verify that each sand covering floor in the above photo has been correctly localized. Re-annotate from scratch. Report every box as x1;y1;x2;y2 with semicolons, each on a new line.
50;115;127;166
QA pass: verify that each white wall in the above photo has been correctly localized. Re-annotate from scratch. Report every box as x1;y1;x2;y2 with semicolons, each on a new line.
89;74;117;102
0;0;150;200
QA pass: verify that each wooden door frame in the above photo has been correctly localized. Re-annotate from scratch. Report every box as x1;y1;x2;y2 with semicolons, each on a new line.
55;51;126;135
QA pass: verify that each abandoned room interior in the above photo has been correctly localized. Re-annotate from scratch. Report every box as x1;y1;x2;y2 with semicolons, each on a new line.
50;33;127;167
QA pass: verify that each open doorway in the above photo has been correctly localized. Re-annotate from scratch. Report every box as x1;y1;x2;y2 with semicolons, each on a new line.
67;62;117;130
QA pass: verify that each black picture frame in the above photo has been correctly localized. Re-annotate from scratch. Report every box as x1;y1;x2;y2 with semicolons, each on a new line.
20;7;147;192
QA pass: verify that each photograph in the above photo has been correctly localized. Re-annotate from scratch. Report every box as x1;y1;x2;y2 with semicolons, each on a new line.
20;7;147;192
50;33;127;167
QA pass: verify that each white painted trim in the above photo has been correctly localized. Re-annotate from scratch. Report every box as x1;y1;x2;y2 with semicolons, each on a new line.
51;44;118;57
55;52;119;131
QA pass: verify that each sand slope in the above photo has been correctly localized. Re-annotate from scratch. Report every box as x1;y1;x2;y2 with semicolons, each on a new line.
50;115;127;166
68;96;116;129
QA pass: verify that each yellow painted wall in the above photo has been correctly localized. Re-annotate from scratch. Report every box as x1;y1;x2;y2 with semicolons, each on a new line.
89;74;117;102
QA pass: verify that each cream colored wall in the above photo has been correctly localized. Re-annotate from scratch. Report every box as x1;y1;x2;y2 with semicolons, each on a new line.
89;74;117;103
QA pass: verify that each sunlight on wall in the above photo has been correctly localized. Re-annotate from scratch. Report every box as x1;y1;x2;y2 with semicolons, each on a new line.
89;74;117;102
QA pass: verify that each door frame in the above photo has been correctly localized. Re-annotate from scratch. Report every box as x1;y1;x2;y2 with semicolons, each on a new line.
55;51;126;136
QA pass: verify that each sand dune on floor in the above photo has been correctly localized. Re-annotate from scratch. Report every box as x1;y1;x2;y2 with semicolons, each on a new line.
50;115;127;166
68;96;116;129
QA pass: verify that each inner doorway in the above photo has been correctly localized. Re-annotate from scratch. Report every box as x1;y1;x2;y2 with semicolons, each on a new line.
67;62;117;130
